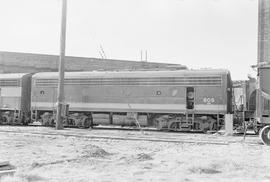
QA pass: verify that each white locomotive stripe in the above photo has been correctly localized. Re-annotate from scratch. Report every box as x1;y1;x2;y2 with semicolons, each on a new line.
32;102;185;111
195;104;227;111
31;102;227;112
0;107;21;110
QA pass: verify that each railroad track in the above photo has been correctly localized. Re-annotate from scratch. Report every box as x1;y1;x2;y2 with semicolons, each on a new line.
1;123;258;136
0;126;261;146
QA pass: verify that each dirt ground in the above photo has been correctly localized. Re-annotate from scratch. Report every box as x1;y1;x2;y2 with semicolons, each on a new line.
0;126;270;182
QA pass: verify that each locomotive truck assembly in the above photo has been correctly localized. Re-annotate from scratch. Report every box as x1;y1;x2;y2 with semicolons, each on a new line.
0;69;233;133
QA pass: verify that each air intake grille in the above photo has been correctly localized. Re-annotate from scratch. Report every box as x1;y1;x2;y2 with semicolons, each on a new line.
0;79;20;87
34;76;222;87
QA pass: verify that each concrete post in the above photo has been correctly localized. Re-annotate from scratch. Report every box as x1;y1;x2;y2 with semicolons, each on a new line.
225;114;233;135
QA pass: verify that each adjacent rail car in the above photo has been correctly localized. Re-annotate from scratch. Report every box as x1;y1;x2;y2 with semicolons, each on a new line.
31;69;232;132
0;73;32;124
233;78;256;116
233;78;258;133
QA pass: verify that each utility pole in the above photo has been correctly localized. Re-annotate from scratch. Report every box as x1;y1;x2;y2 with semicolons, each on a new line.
56;0;67;130
257;0;270;145
257;0;270;123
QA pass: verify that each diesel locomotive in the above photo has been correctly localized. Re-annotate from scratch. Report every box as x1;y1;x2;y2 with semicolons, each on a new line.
0;69;233;132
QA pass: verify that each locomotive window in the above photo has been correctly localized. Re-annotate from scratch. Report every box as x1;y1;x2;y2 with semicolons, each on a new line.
186;87;194;109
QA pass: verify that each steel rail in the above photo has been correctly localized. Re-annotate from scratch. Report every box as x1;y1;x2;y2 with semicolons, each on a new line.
0;128;235;145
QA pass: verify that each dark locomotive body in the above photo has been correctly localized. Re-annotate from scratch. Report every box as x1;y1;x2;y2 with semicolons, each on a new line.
30;69;232;131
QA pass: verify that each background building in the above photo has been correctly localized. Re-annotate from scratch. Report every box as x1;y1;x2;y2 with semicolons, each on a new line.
0;51;186;73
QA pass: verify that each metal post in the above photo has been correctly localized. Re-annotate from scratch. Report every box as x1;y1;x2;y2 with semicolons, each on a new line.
256;69;262;123
256;0;263;123
56;0;67;130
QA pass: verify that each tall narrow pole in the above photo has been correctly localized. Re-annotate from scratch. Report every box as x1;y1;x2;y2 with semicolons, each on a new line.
256;0;270;123
56;0;67;130
256;0;263;123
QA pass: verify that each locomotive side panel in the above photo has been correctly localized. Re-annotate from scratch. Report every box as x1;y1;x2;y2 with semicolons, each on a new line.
194;86;227;114
0;88;21;109
0;80;21;110
0;73;31;124
187;73;229;115
31;83;187;113
31;86;57;110
66;85;186;113
31;73;228;114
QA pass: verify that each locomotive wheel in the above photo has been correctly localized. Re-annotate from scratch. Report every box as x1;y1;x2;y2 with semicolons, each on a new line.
83;118;92;129
50;119;55;127
260;125;270;146
2;116;8;124
22;116;28;125
211;122;217;131
169;122;179;131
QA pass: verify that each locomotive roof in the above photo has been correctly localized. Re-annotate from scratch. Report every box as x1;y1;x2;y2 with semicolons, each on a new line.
0;73;30;79
33;69;230;79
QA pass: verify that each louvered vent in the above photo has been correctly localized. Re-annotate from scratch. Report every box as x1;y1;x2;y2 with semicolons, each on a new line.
0;79;20;87
34;76;222;87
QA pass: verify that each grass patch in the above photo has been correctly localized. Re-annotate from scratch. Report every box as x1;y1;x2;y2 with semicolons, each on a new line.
82;145;112;158
137;153;153;161
189;166;222;174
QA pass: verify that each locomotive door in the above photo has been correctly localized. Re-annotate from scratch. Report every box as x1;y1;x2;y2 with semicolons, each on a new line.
186;87;195;109
0;88;2;108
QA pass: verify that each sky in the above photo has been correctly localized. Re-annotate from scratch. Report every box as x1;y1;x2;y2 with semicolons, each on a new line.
0;0;258;80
